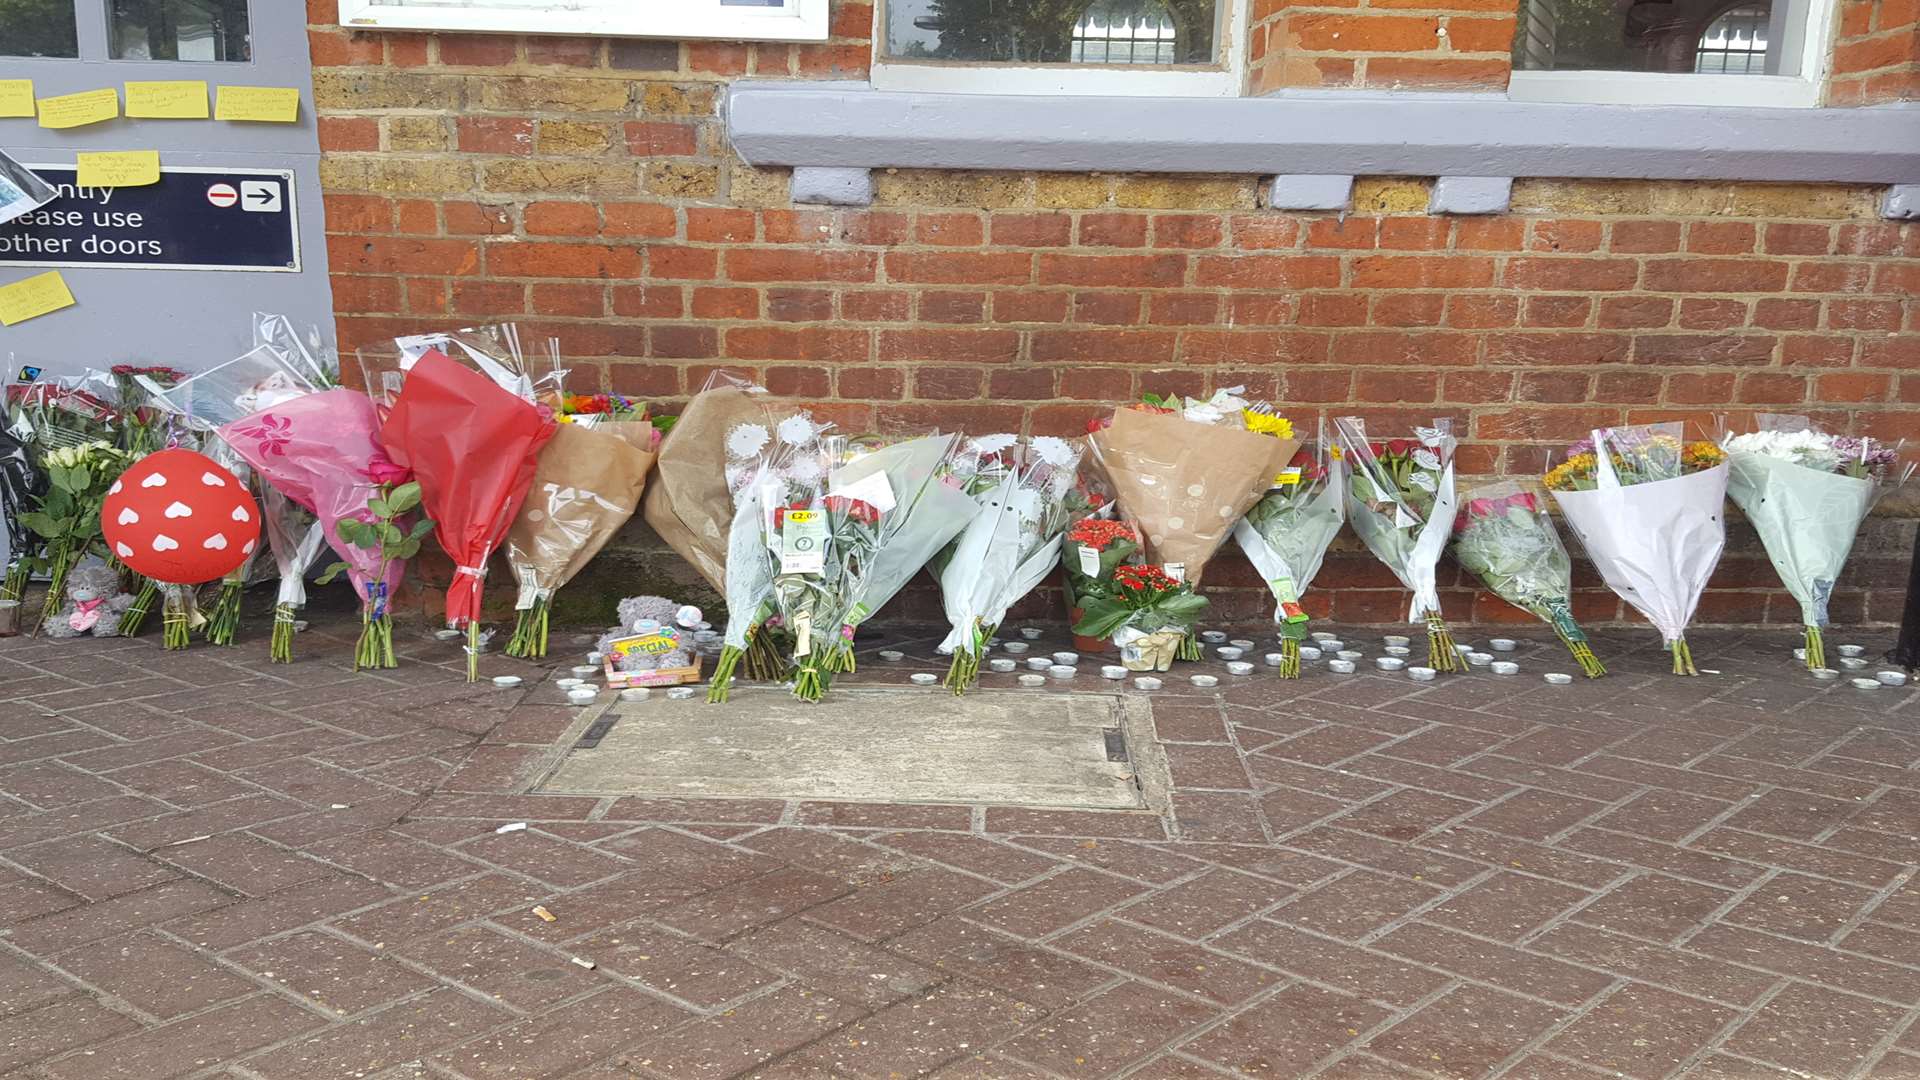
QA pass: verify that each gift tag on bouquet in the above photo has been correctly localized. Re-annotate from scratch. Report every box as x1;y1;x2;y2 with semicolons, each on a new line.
1165;562;1186;583
1077;545;1100;577
828;470;896;513
780;510;827;575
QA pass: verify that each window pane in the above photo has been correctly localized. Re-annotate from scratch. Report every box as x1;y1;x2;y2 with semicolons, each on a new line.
109;0;251;61
885;0;1221;66
1;0;80;57
1513;0;1783;75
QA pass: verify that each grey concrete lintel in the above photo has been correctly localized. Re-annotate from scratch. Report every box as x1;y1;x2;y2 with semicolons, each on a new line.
1268;174;1353;211
728;82;1920;185
1430;175;1513;215
1884;185;1920;219
790;165;873;206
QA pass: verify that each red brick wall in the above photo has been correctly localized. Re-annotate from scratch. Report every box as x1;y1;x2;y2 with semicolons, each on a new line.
308;0;1920;628
1829;0;1920;104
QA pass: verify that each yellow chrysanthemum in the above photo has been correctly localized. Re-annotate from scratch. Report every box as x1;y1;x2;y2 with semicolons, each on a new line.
1242;410;1294;440
1544;452;1596;492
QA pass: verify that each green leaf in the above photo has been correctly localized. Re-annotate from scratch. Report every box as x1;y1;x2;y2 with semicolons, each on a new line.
315;561;350;585
367;497;392;519
386;482;422;514
378;522;402;544
408;519;435;541
19;512;59;539
68;466;90;494
394;539;421;560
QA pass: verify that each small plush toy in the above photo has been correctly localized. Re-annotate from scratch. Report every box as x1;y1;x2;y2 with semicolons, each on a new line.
42;558;134;639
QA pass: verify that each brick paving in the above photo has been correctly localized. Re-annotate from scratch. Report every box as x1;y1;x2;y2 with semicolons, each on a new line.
1;616;1917;1079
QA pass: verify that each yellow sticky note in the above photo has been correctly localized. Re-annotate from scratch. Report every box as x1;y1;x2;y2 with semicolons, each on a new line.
124;80;208;119
0;80;33;118
76;151;160;188
215;86;300;123
36;88;119;130
0;272;77;327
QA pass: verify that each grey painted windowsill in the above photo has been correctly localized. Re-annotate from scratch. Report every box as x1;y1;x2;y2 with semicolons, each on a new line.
727;81;1920;185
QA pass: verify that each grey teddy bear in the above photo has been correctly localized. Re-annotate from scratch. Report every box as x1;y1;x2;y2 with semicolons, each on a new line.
42;557;133;639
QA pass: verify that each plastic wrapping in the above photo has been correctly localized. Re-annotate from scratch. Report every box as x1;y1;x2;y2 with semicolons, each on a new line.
379;349;557;678
1450;479;1604;677
826;431;977;649
0;428;47;596
1548;423;1728;675
1333;416;1462;671
934;435;1085;691
1720;414;1910;669
393;324;566;403
1233;429;1344;676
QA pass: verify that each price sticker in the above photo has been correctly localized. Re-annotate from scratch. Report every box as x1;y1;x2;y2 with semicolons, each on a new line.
780;509;827;575
1271;577;1310;623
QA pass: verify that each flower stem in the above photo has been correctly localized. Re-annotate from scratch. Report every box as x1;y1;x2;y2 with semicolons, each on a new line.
1278;636;1301;679
117;579;158;637
270;603;296;663
35;546;73;635
1177;633;1202;662
1557;630;1607;678
1423;609;1462;673
466;622;480;682
161;588;191;651
1804;624;1823;671
505;599;550;660
708;645;741;703
203;581;243;646
1;561;28;603
1671;636;1697;676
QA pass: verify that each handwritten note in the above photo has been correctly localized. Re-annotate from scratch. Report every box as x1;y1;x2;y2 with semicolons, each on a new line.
0;80;32;118
76;151;160;188
36;88;119;130
124;80;208;119
215;86;300;123
0;272;77;327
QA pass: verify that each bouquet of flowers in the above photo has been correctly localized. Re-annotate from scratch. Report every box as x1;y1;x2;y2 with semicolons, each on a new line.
1089;388;1299;658
1719;417;1909;670
1073;563;1208;672
1546;424;1728;675
0;426;46;606
1333;417;1463;673
1450;480;1605;677
380;349;557;680
1233;429;1345;677
708;406;827;703
16;439;131;630
501;413;657;659
4;376;121;608
643;372;772;598
224;384;419;669
934;434;1085;692
199;442;264;646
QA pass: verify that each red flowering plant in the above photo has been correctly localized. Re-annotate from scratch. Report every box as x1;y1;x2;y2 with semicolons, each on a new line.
1071;561;1209;671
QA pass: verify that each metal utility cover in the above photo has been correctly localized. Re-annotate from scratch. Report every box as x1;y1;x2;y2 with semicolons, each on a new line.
539;688;1147;810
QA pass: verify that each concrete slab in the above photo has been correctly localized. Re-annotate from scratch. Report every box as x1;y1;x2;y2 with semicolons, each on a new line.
538;688;1149;810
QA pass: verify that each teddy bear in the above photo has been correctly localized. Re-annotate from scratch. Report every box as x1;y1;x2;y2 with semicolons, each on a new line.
42;557;134;639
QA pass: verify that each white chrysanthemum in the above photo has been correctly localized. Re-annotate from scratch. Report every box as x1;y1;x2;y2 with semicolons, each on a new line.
1030;435;1076;468
785;456;824;484
725;423;769;461
970;433;1016;455
777;414;816;446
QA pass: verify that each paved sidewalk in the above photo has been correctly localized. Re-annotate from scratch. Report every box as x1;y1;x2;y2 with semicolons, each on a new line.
2;616;1918;1080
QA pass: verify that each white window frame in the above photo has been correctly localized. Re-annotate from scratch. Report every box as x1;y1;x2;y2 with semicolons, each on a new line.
1507;0;1837;107
869;0;1250;98
336;0;829;42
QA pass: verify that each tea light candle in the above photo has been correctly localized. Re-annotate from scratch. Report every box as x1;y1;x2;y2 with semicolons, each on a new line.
1018;673;1047;687
1337;650;1363;661
1019;627;1043;640
1384;645;1410;657
1047;665;1077;680
1229;638;1256;649
1838;644;1865;657
1544;672;1573;685
571;665;599;678
1027;657;1053;671
910;672;939;685
1406;666;1436;681
1383;635;1411;648
879;649;905;662
1327;659;1355;674
1467;652;1493;666
1840;657;1868;669
1490;661;1520;675
1489;638;1517;652
1310;631;1337;642
1200;630;1228;644
567;688;597;705
1375;657;1405;671
1052;651;1080;665
619;687;651;702
1263;652;1284;667
666;686;697;699
1226;661;1254;676
1133;676;1162;690
1003;641;1030;654
1810;667;1840;680
1100;665;1128;679
586;652;603;665
1190;674;1219;688
555;677;584;690
1298;646;1323;661
1320;639;1345;651
988;658;1017;673
1850;677;1881;690
1216;646;1244;661
1876;671;1909;686
491;675;522;688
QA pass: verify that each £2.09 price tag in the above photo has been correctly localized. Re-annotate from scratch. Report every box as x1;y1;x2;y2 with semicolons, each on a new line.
780;509;827;575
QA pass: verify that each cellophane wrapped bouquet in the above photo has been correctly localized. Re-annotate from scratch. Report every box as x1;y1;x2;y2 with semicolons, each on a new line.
1546;424;1727;675
4;376;127;628
107;365;191;635
1333;417;1463;673
1719;416;1909;671
933;434;1085;692
0;406;48;607
1089;388;1299;659
1450;480;1605;677
1233;427;1344;677
502;386;660;659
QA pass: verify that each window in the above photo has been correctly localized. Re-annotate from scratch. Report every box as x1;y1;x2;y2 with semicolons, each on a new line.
110;0;252;61
0;0;81;57
335;0;829;41
872;0;1248;96
1509;0;1833;105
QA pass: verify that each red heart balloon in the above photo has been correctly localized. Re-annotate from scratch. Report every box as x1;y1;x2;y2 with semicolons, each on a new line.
101;449;261;585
